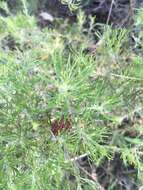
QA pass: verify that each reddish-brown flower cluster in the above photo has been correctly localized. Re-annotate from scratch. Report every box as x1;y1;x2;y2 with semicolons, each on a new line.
51;117;71;135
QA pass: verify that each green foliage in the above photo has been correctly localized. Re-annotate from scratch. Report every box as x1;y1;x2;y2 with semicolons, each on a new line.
0;3;143;190
60;0;81;10
60;0;92;11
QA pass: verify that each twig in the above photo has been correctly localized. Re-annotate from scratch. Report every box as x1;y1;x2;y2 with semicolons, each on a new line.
94;0;106;12
120;0;136;26
106;0;114;24
70;153;88;162
70;153;105;190
77;164;105;190
110;73;143;81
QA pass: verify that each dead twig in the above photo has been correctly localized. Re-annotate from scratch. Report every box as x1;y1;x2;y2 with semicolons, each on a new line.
106;0;114;24
77;164;105;190
70;153;89;162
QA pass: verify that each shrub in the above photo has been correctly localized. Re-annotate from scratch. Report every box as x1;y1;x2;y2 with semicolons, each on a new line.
0;2;143;189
